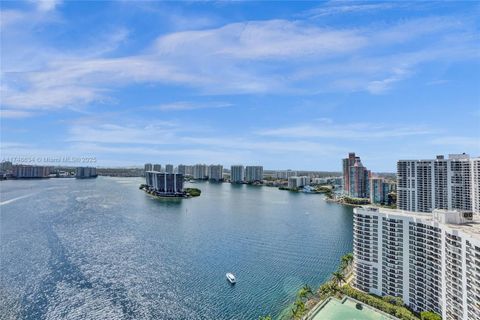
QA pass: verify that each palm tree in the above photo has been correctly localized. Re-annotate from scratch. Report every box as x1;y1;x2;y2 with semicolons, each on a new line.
341;253;354;272
303;284;312;294
298;284;313;299
346;253;353;263
340;258;348;271
292;299;306;319
332;271;346;287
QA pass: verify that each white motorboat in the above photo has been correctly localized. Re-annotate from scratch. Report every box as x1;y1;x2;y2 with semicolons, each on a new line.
226;272;236;284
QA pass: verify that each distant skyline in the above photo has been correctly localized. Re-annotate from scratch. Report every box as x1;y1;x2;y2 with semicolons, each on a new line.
1;1;479;171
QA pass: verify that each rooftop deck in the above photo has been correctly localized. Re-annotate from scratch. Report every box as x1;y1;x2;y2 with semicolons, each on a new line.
356;206;480;238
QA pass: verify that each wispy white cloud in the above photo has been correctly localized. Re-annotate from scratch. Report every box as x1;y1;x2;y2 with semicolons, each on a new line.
54;120;348;166
0;142;31;150
69;138;345;158
2;85;105;110
1;1;62;29
154;20;367;59
1;55;205;109
154;101;232;111
33;0;62;12
55;117;440;168
180;136;345;155
67;122;181;145
431;136;480;150
305;2;398;18
0;109;36;119
115;1;220;31
366;68;410;94
1;1;61;31
70;142;230;158
1;7;478;111
257;121;434;140
0;10;25;28
80;28;131;58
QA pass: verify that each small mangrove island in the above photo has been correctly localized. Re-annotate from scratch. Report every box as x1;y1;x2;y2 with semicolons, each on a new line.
184;187;201;197
139;184;201;198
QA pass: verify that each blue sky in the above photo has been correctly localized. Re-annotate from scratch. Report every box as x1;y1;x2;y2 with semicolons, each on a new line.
1;0;479;172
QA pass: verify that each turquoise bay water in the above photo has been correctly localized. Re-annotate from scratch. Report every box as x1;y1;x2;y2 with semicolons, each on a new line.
0;177;353;319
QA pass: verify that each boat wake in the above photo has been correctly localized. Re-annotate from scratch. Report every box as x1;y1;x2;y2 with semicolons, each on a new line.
0;193;36;206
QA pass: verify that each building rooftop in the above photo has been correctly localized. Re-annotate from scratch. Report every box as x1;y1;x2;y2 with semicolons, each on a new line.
356;206;480;238
398;154;478;162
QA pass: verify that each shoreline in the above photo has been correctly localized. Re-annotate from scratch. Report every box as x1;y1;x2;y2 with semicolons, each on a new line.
275;196;356;320
275;196;399;320
325;198;362;208
276;251;354;320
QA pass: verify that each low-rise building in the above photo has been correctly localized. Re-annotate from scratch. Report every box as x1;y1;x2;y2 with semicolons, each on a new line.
313;176;343;186
288;176;309;189
312;177;327;185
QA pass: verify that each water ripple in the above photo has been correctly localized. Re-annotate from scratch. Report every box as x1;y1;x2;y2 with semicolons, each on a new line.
0;178;353;319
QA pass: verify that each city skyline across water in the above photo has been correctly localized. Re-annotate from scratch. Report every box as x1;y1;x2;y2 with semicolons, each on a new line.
1;151;479;319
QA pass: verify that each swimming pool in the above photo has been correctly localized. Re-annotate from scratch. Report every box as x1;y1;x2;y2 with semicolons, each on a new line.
308;296;398;320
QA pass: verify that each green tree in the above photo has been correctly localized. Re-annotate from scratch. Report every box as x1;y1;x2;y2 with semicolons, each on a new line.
298;284;313;299
258;316;272;320
383;295;404;307
340;285;419;320
420;311;441;320
185;187;201;197
388;192;397;205
332;271;346;287
291;299;306;319
340;253;354;271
